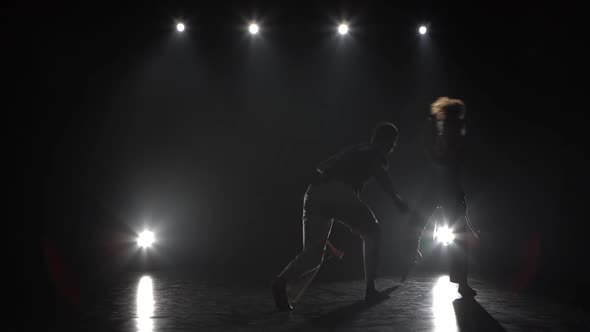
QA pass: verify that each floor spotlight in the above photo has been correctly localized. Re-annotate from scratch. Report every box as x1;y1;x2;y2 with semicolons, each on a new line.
434;225;455;246
137;230;156;248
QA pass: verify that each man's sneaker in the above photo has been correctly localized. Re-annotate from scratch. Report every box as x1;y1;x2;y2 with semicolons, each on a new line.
271;276;293;311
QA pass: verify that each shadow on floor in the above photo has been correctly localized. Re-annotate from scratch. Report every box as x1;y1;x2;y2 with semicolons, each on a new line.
453;298;506;332
310;285;400;328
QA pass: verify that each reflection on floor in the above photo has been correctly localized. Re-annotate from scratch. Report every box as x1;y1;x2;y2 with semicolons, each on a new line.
57;272;588;331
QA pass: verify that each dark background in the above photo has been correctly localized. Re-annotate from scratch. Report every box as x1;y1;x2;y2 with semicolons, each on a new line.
5;0;583;323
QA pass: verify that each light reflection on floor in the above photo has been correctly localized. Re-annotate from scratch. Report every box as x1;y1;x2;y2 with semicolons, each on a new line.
136;275;155;332
432;275;460;332
77;273;578;331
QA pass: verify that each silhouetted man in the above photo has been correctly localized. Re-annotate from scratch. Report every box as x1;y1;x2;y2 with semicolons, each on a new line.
271;122;410;311
403;97;478;297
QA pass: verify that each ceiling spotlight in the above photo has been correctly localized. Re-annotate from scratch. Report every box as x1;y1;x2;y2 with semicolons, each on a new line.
419;25;427;35
249;23;259;35
338;23;349;35
176;23;185;32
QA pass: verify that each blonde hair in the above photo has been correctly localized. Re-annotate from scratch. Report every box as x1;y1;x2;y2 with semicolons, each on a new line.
430;97;466;121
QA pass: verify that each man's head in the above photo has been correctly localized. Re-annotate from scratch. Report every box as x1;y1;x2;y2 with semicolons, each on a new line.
371;122;399;154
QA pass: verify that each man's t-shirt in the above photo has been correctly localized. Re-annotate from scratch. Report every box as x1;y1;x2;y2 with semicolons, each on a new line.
315;143;389;193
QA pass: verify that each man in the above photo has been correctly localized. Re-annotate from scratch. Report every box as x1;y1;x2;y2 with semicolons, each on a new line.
271;122;410;311
402;97;478;297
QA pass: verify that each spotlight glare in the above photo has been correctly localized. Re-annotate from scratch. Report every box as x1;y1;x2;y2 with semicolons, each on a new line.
137;230;155;248
176;23;185;32
419;26;427;35
434;225;455;246
338;23;349;35
249;23;259;35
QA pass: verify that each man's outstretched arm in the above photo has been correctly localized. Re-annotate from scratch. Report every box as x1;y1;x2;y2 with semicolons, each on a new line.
374;170;410;214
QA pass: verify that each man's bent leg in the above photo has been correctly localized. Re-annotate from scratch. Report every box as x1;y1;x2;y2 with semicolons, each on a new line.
335;197;382;299
279;213;333;281
275;214;333;309
360;220;382;297
287;263;321;305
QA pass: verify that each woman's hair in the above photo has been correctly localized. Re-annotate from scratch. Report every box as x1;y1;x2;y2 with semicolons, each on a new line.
430;97;466;121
